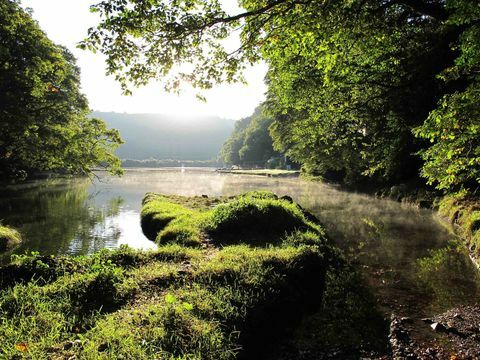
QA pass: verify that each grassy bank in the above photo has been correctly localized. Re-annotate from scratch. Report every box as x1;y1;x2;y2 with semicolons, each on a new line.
216;169;300;177
438;190;480;264
0;191;335;359
0;225;21;252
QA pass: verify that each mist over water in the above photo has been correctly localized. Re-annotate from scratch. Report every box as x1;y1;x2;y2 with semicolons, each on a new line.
1;168;479;318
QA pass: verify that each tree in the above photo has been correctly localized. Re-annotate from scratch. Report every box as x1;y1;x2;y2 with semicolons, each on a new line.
84;0;479;188
219;106;280;167
0;0;123;180
238;110;277;165
414;0;480;191
219;113;252;166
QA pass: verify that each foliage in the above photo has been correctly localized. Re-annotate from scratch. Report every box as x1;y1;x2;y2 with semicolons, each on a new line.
413;0;480;191
218;115;251;166
0;190;334;358
415;85;480;190
85;0;480;190
0;0;123;180
263;1;450;184
219;106;281;167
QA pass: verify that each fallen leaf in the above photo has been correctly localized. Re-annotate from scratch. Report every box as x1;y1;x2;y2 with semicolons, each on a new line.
15;342;28;352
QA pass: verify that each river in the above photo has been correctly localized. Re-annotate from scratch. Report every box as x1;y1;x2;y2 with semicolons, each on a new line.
1;168;479;350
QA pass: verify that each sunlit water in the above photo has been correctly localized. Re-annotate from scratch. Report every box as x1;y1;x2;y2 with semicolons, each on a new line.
1;168;479;320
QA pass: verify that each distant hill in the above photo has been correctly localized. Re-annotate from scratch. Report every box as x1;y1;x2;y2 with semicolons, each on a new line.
92;111;236;160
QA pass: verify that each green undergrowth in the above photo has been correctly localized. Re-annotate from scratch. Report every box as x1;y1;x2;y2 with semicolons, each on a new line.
0;225;21;252
0;191;336;359
439;190;480;261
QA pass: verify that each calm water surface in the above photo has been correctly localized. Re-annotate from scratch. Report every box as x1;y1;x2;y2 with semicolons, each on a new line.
1;168;479;319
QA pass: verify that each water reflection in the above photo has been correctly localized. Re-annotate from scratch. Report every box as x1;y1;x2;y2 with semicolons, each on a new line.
0;168;479;318
0;177;156;260
416;242;480;311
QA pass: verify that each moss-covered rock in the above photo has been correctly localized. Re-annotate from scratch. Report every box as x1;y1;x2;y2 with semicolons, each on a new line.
0;225;21;252
439;191;480;262
141;191;325;247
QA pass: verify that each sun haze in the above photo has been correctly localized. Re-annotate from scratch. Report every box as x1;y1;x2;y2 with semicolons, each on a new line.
20;0;267;119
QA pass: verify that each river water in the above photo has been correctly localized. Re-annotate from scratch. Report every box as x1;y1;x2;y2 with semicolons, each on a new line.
1;168;479;327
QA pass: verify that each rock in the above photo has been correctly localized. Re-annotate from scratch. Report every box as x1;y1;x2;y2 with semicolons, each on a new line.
431;322;447;332
389;314;418;358
389;184;408;202
201;194;208;198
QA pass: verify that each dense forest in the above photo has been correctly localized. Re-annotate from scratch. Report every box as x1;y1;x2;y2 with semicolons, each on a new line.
84;0;479;193
0;1;123;181
93;111;235;161
218;106;284;168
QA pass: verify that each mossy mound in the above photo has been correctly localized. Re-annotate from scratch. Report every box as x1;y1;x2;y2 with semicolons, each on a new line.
141;191;324;246
439;191;480;259
0;192;336;359
0;225;21;252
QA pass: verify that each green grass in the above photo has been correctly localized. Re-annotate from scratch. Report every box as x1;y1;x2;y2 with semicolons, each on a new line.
0;191;335;359
0;225;21;252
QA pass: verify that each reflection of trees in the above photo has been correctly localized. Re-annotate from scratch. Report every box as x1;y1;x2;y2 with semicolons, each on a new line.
71;197;124;254
0;179;124;257
416;243;480;312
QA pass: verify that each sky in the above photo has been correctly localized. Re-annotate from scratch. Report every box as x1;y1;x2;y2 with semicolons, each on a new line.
21;0;267;119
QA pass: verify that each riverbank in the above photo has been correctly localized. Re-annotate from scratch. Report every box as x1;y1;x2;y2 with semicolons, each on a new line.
0;191;336;358
437;191;480;266
216;169;300;177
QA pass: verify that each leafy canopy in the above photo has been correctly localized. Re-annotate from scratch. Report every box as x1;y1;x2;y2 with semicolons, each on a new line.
219;106;280;167
0;0;123;180
85;0;480;190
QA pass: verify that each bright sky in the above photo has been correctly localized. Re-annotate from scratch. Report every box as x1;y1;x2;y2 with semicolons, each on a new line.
21;0;267;119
